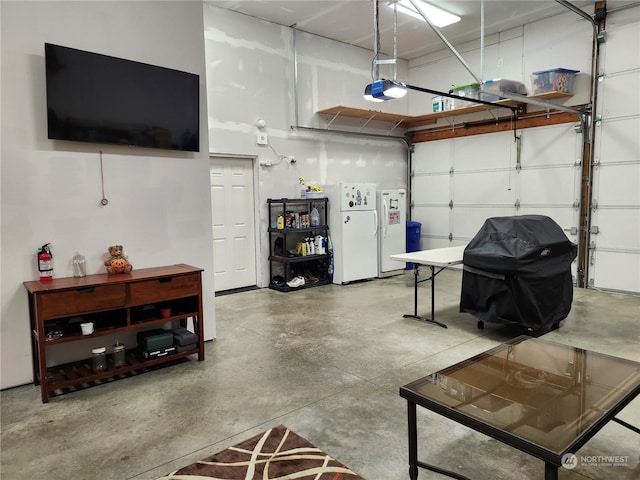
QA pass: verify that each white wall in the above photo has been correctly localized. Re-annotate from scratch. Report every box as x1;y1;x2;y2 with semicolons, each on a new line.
0;1;215;388
203;4;409;286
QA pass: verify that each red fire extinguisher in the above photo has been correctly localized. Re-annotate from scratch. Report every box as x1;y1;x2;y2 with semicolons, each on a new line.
38;243;53;281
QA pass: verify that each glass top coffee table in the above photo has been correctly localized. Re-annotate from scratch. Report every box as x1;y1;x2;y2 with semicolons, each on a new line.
400;336;640;480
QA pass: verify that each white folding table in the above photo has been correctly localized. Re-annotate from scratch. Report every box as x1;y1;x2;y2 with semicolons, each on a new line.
390;245;466;329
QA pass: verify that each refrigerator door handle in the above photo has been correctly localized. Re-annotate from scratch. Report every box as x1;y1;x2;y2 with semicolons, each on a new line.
383;200;389;237
373;210;378;236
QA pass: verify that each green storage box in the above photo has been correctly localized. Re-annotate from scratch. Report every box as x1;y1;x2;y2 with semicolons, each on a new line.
137;329;173;350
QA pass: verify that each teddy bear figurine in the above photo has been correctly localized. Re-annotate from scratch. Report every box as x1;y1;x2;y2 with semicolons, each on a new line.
104;245;133;275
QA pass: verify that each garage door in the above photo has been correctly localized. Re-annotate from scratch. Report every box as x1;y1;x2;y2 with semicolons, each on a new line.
412;124;581;283
589;11;640;293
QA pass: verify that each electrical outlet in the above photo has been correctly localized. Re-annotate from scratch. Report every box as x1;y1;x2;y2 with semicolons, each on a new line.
256;132;268;146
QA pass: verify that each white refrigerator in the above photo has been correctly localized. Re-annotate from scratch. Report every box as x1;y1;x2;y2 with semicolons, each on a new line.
377;189;407;277
325;183;378;284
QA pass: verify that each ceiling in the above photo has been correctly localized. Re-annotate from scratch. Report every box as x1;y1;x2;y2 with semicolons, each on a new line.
211;0;601;60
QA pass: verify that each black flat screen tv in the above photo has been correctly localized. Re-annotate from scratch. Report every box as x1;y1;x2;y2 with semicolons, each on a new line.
45;43;199;152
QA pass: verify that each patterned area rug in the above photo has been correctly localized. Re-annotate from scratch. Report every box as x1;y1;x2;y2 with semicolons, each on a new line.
158;424;366;479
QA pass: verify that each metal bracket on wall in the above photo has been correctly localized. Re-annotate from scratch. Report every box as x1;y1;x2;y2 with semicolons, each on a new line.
448;232;453;242
590;225;600;234
448;200;454;209
359;115;376;133
591;200;598;211
514;199;521;210
564;226;579;235
388;119;405;135
572;199;580;209
449;167;455;176
325;111;341;129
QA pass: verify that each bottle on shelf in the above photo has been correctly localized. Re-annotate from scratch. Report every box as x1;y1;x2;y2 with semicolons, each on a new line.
310;207;320;227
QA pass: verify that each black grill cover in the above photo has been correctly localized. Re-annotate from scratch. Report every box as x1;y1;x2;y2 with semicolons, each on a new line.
460;215;577;330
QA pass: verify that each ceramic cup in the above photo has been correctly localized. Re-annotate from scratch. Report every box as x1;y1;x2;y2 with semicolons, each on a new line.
80;322;94;335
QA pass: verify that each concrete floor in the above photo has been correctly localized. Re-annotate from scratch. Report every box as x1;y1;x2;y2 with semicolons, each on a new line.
1;269;639;480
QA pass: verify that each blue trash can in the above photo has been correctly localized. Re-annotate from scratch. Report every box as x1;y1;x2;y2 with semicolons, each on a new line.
406;221;422;270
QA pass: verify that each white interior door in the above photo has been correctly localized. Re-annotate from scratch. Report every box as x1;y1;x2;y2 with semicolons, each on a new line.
210;156;257;292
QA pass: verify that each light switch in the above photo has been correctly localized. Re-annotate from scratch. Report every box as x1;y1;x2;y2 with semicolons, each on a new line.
256;132;268;145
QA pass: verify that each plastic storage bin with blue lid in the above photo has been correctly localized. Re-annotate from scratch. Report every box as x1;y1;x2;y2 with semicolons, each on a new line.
531;68;579;95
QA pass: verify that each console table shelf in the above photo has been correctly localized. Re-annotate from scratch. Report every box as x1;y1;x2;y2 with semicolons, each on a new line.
24;263;205;403
44;347;199;391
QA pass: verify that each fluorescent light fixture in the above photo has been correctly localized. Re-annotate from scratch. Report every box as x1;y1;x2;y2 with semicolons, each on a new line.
364;79;407;102
390;0;461;27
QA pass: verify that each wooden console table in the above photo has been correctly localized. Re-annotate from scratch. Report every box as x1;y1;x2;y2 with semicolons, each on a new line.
23;264;205;403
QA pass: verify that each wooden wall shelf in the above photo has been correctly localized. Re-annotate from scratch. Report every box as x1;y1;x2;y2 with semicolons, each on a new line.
316;92;575;141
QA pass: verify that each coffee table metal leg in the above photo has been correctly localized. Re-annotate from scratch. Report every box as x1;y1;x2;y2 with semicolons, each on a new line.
407;401;473;480
544;462;558;480
408;401;419;480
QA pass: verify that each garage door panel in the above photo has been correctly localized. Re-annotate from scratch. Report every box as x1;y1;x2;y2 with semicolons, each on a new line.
454;171;516;205
422;238;455;250
591;251;640;293
592;209;640;251
519;167;578;205
518;207;576;234
600;72;640;119
453;207;515;239
414;140;451;172
520;124;577;167
596;118;640;161
453;134;511;170
602;16;640;72
413;174;449;203
593;163;640;205
413;206;449;238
